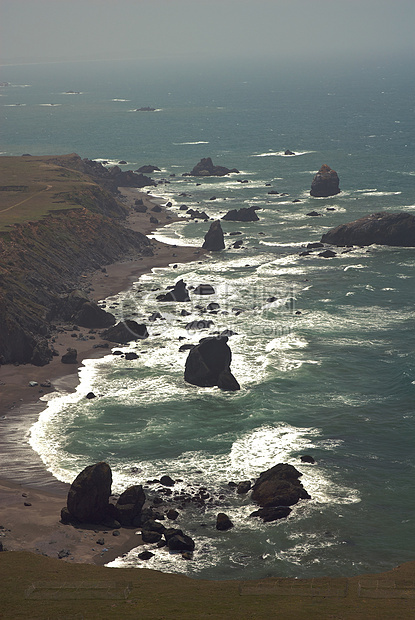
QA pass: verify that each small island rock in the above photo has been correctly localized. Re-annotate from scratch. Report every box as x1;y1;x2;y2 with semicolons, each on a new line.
310;164;340;197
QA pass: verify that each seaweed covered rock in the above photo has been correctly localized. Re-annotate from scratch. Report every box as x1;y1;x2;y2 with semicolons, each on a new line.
184;336;240;391
66;462;112;523
251;463;310;508
310;164;340;197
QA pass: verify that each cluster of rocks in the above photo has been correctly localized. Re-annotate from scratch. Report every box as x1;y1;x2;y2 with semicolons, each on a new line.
60;459;313;560
185;158;239;177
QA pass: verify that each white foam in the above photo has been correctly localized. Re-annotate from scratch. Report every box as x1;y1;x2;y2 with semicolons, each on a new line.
173;141;210;145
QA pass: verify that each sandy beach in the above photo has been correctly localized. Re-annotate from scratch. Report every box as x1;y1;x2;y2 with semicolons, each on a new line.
0;187;204;564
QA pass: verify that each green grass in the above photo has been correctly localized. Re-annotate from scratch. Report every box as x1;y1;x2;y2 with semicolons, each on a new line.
1;551;415;619
0;155;96;231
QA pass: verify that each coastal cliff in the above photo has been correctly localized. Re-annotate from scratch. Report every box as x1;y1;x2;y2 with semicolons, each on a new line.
0;155;155;365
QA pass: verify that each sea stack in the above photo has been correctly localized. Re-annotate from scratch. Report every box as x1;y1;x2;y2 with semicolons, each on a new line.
202;220;225;251
321;212;415;247
310;164;340;197
184;336;240;391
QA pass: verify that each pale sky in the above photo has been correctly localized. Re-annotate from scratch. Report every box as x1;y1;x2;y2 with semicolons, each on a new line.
1;0;414;65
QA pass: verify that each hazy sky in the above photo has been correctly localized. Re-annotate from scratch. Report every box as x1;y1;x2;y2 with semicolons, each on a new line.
1;0;414;65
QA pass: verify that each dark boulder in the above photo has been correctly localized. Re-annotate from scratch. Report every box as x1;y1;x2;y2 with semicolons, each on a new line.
30;341;54;366
125;351;139;360
188;157;239;177
66;462;112;524
250;506;292;522
300;455;316;464
185;319;214;331
284;149;295;155
61;348;78;364
167;533;195;552
202;220;225;251
187;208;209;220
216;513;234;531
73;302;115;328
321;211;415;247
156;279;190;302
237;480;252;494
160;475;175;487
101;320;148;343
251;463;310;508
193;284;215;295
318;249;337;258
115;484;146;526
184;336;240;391
136;165;161;173
310;164;340;197
306;211;321;217
222;206;259;222
141;530;162;543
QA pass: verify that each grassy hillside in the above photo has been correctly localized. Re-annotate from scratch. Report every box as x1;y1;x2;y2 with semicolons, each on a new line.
0;154;153;365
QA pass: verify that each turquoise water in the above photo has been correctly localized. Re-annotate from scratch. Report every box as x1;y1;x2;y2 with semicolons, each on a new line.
1;55;414;580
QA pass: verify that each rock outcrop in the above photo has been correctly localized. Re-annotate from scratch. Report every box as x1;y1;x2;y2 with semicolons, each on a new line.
156;279;190;302
310;164;340;197
202;220;225;251
321;212;415;247
222;206;259;222
251;463;310;508
102;320;149;343
187;158;239;177
184;336;240;391
114;485;146;526
66;462;112;523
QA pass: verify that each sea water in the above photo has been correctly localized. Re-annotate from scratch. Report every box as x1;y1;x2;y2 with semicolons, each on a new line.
1;55;414;580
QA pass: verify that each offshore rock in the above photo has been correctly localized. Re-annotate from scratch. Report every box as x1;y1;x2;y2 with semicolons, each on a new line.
251;463;310;508
102;320;149;343
66;462;112;524
222;206;259;222
250;506;292;522
216;513;234;531
184;336;240;391
202;220;225;251
321;212;415;247
156;279;190;302
310;164;340;197
188;157;239;177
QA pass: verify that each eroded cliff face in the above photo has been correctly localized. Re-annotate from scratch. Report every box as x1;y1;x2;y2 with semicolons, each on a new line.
0;155;155;365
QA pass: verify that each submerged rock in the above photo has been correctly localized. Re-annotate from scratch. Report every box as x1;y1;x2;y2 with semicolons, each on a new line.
321;211;415;247
184;336;240;391
310;164;340;197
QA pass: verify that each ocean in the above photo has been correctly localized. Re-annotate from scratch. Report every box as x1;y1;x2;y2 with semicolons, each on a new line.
1;54;414;580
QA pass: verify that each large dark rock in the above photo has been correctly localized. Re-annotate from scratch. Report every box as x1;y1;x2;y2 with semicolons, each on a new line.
101;320;148;343
251;463;310;508
184;336;240;391
136;165;161;173
202;221;225;251
66;462;112;523
188;157;239;177
216;513;234;531
156;279;190;302
310;164;340;197
321;212;415;247
73;301;115;328
61;348;78;364
250;506;292;522
30;341;54;366
167;533;195;552
115;485;146;526
222;206;259;222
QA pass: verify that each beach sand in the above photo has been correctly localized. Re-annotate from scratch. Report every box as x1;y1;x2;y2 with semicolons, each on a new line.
0;187;204;564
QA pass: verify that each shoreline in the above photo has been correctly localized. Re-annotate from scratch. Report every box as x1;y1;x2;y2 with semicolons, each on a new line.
0;186;205;565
